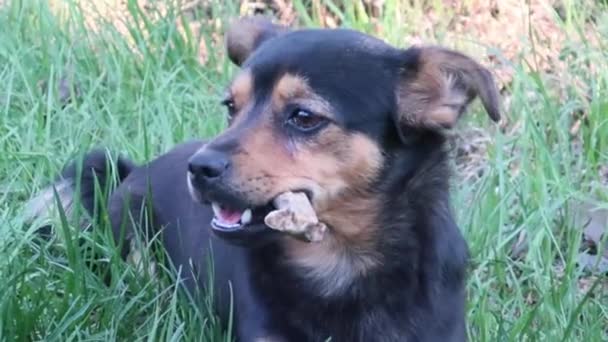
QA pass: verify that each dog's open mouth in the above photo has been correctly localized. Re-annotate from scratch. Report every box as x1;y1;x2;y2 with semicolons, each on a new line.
210;202;274;232
208;190;313;232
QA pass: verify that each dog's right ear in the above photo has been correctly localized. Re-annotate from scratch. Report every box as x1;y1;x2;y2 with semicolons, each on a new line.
226;16;288;66
393;46;501;138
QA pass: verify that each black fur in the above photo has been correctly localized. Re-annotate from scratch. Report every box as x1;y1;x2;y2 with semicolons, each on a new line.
245;139;468;341
57;138;468;341
60;149;136;216
28;19;501;342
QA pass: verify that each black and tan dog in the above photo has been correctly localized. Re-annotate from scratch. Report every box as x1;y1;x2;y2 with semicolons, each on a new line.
27;17;500;341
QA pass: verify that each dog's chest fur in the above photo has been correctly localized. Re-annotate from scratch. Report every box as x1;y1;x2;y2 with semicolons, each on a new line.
241;150;469;342
249;248;411;341
248;242;461;342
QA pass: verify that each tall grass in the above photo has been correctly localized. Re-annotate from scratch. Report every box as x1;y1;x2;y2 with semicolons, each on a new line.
1;0;606;340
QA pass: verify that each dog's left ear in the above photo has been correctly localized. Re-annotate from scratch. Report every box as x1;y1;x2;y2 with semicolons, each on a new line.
226;16;289;66
394;46;501;136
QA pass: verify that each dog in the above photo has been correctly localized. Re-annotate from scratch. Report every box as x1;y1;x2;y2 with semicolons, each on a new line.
26;17;500;342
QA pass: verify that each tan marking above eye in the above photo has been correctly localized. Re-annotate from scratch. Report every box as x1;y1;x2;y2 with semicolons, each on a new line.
273;73;310;102
228;69;253;111
226;120;385;293
272;73;334;121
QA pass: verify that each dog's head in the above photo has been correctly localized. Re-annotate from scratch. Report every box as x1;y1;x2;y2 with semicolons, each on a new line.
187;17;500;254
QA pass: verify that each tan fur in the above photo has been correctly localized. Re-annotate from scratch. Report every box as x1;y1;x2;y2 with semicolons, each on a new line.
232;126;383;295
282;209;381;297
271;73;333;119
231;122;382;214
272;73;310;102
215;73;387;294
281;135;384;295
396;46;501;130
225;19;262;65
227;70;253;124
225;17;287;66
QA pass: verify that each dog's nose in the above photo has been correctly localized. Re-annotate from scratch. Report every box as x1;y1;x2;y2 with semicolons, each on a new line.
188;149;230;180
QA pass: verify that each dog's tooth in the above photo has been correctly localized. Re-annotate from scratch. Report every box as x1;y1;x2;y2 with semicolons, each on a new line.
212;202;221;217
241;208;252;224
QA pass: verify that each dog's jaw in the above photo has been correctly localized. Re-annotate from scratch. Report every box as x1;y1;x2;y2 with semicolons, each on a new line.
283;234;381;297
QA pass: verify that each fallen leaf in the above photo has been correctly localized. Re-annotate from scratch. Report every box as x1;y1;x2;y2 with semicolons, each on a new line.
510;230;528;260
577;252;608;274
599;165;608;187
573;200;608;276
38;74;81;108
574;202;608;256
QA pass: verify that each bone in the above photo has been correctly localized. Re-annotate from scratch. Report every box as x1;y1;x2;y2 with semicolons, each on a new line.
264;192;327;242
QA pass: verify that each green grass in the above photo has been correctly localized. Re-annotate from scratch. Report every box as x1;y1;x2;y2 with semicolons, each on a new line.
1;0;607;340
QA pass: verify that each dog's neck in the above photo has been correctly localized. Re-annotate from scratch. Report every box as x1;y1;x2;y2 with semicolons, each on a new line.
269;135;452;298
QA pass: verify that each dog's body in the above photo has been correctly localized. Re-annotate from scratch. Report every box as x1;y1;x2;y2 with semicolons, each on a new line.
27;17;500;342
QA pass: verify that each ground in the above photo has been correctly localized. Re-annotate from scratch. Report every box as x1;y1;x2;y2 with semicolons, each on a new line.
1;0;607;340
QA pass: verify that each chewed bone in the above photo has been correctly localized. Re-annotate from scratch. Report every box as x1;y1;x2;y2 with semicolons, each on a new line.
264;192;327;242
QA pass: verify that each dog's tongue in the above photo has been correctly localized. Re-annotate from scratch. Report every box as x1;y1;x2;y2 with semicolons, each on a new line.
218;207;242;225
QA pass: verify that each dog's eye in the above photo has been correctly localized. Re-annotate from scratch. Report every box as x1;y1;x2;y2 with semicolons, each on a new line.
286;109;327;133
221;98;236;121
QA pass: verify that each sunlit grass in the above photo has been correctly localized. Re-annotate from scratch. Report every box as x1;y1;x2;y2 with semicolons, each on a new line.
1;0;606;340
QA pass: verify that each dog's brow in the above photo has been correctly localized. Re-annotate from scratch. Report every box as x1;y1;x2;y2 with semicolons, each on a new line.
229;70;253;107
272;73;334;119
273;73;310;100
221;90;231;102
